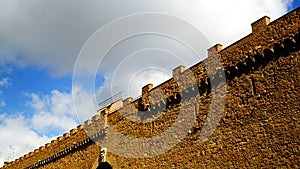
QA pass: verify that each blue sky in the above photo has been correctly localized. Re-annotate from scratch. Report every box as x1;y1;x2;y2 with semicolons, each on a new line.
0;0;298;166
0;67;71;116
292;0;300;10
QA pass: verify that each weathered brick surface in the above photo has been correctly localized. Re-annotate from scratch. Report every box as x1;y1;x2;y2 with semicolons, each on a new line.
2;7;300;169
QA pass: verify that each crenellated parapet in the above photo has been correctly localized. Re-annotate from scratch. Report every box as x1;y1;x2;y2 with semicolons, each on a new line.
2;124;92;169
100;6;299;136
219;8;300;68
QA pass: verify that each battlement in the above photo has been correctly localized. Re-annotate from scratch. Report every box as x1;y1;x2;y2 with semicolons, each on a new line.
2;7;300;169
2;124;91;169
251;16;270;33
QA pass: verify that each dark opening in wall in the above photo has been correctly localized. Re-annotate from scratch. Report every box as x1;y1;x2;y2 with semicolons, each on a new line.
263;48;274;60
237;61;250;75
253;53;264;69
97;162;112;169
273;43;285;58
294;30;300;48
198;79;208;95
283;38;296;52
207;78;212;93
137;104;147;111
168;92;181;105
245;57;255;70
225;66;238;80
251;77;256;95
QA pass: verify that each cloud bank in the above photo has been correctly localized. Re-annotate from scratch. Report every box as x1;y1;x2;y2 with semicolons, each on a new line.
0;0;292;77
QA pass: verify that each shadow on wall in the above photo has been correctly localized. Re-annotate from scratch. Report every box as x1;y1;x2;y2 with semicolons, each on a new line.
97;162;112;169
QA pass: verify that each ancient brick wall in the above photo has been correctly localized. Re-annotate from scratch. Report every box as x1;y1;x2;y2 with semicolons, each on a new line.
2;7;299;169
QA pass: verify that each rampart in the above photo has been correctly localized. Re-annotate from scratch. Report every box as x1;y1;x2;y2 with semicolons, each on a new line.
2;7;300;168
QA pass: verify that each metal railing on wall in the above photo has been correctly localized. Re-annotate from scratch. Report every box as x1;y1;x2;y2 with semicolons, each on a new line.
98;91;123;109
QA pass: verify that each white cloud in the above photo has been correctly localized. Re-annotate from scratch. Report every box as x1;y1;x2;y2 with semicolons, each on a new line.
26;90;80;134
72;85;98;123
0;78;11;87
0;0;293;77
0;114;51;167
94;37;201;100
